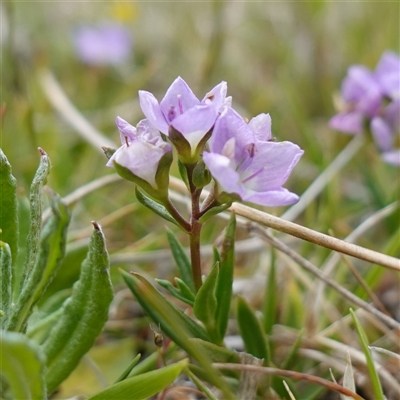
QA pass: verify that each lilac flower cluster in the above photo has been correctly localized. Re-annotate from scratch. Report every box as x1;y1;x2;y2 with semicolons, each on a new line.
329;51;400;166
107;77;303;208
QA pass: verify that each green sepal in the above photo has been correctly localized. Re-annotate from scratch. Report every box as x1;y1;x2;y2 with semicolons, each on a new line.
177;159;190;189
0;330;46;400
0;149;19;264
87;359;188;400
20;148;51;290
135;188;179;227
168;126;193;163
189;338;240;364
0;241;12;328
154;151;173;194
198;202;232;224
42;222;113;393
7;190;70;332
166;227;195;292
156;278;194;306
215;213;236;342
350;308;385;400
236;296;269;364
101;146;117;160
193;262;219;342
192;161;211;189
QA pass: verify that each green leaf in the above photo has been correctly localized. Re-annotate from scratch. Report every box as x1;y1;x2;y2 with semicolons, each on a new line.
156;278;194;306
135;188;179;227
0;241;12;328
7;191;70;332
42;223;113;394
215;213;236;342
0;149;19;265
175;278;196;302
263;249;276;336
114;354;141;383
0;330;46;400
350;308;385;400
198;202;232;224
121;270;209;345
193;263;219;342
189;338;239;364
87;359;188;400
236;296;269;363
20;148;51;290
166;227;195;292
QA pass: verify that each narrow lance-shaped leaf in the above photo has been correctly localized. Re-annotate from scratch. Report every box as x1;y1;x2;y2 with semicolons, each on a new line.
0;330;46;400
215;213;236;342
87;359;188;400
350;308;385;400
20;148;51;290
0;241;12;328
42;222;113;394
6;191;70;332
193;263;219;343
135;187;180;227
0;149;19;264
166;227;195;292
236;296;269;364
156;278;194;306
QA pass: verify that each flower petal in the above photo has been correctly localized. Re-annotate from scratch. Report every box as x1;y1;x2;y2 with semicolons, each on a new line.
209;106;254;161
370;117;394;151
244;187;299;207
171;105;217;150
116;116;137;144
202;81;227;110
248;113;272;142
112;141;166;188
139;90;170;134
382;149;400;166
160;77;200;121
329;111;363;134
203;152;246;198
241;141;303;192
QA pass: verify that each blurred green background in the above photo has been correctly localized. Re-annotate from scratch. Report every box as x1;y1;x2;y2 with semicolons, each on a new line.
2;1;399;397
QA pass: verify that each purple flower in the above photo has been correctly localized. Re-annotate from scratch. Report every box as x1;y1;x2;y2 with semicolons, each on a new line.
203;107;304;207
330;51;400;166
107;117;172;192
139;77;227;158
73;23;133;66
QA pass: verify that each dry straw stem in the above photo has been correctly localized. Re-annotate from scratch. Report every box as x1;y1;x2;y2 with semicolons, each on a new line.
212;363;365;400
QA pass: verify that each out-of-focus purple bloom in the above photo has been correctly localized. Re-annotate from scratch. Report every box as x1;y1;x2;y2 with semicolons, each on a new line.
330;51;400;166
203;107;303;207
107;117;172;190
139;77;228;156
73;23;133;66
382;149;400;166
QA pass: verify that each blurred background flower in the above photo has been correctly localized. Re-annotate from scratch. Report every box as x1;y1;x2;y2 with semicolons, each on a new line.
73;22;133;66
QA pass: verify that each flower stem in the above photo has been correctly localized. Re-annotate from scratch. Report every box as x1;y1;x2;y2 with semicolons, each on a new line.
186;164;204;292
164;199;191;232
